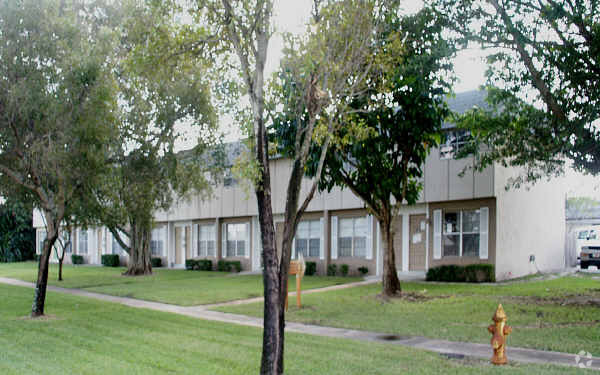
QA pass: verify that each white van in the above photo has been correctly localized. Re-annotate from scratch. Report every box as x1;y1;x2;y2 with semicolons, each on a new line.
577;226;600;262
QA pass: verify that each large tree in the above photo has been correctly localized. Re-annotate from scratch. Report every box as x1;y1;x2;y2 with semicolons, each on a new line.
185;0;388;372
430;0;600;183
0;0;119;316
91;1;222;276
273;7;455;297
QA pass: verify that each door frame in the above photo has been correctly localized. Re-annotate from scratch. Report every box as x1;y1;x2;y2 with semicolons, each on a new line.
173;221;192;268
408;214;427;271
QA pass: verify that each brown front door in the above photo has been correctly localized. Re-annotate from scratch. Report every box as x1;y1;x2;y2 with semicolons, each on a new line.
409;214;427;271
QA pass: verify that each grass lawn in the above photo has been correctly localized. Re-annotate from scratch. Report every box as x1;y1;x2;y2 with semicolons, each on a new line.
217;274;600;356
0;262;359;306
0;283;591;375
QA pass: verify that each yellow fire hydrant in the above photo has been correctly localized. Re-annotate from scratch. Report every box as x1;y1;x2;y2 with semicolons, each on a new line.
488;304;512;365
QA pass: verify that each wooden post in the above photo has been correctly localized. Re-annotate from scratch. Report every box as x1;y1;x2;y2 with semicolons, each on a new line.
286;257;305;311
296;273;301;307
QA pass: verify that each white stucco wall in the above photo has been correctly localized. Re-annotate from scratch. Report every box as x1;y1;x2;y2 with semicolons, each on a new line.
494;165;567;280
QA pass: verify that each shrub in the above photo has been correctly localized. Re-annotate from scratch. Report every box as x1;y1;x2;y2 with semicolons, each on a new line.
185;259;196;270
217;260;229;272
217;260;241;272
340;264;349;276
358;266;369;275
305;261;317;276
197;259;212;271
186;259;212;271
71;254;84;265
327;264;337;276
101;254;120;267
151;257;162;268
229;260;242;273
33;254;41;262
426;264;495;283
464;264;495;283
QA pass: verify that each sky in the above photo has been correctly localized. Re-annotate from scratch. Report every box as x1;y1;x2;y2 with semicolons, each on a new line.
268;0;488;93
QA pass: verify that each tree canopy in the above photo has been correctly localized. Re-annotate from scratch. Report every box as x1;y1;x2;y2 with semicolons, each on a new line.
430;0;600;184
0;199;35;263
272;6;455;296
0;0;121;316
89;0;223;275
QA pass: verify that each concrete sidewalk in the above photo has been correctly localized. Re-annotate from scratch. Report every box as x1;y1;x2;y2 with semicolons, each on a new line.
1;276;598;371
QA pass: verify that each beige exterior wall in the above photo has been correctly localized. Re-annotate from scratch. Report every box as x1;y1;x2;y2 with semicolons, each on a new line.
30;146;568;280
494;165;567;280
34;144;496;226
424;149;495;202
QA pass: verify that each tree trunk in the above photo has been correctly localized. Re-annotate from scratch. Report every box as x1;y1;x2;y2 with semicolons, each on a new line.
258;182;282;375
58;257;63;282
123;219;152;276
31;220;59;317
270;156;310;373
380;216;402;296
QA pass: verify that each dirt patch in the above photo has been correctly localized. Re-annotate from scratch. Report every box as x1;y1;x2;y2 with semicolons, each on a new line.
506;293;600;307
18;314;60;322
372;291;450;303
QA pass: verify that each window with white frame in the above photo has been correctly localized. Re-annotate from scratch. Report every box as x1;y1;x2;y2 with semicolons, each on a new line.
295;220;320;258
442;209;480;257
150;227;165;256
338;217;367;258
226;223;247;257
440;130;471;159
197;225;216;257
78;229;88;254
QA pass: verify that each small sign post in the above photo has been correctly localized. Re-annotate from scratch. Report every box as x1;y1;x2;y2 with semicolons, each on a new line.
286;253;306;311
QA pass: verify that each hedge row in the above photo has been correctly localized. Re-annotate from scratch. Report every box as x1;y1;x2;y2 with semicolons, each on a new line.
305;262;316;276
184;259;242;273
325;263;368;276
217;260;242;273
151;257;162;268
426;264;495;283
101;254;120;267
71;254;84;265
185;259;213;271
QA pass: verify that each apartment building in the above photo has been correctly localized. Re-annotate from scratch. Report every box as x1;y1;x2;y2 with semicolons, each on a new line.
34;91;567;280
